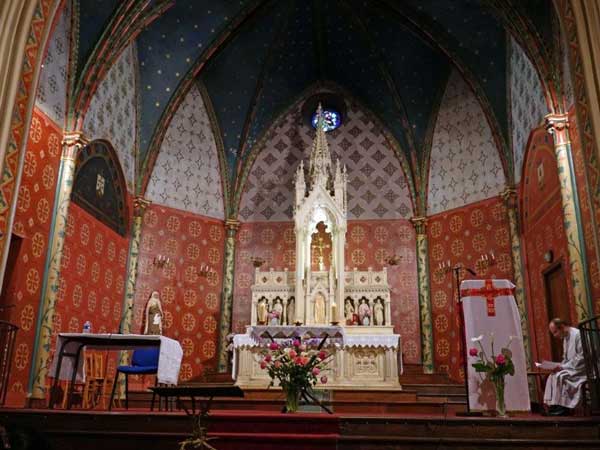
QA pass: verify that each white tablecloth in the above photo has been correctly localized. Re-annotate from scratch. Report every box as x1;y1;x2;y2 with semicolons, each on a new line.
50;333;183;385
461;279;530;412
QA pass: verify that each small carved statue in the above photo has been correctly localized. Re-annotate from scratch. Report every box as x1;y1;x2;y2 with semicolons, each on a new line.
144;291;164;335
287;298;295;325
257;298;268;324
314;293;326;324
345;299;355;324
358;299;371;326
374;299;384;326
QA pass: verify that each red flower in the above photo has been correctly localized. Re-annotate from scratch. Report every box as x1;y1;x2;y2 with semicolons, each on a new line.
269;342;279;350
260;361;267;369
295;357;304;365
264;354;272;362
274;361;281;368
496;354;506;365
469;348;479;357
312;367;320;375
318;351;327;360
293;339;301;348
289;350;297;358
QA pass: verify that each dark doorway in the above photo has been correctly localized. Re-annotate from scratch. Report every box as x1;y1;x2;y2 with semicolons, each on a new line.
0;234;23;322
543;261;569;361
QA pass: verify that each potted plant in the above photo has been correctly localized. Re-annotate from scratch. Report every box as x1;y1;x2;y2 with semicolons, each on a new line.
469;334;516;417
259;338;331;412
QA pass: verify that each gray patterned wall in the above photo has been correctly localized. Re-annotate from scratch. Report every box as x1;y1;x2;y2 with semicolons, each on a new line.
427;69;506;214
83;43;138;192
146;84;225;219
239;98;413;221
509;37;548;184
35;0;70;125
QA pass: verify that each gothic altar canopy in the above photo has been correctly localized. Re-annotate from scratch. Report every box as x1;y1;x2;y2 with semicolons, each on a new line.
233;106;401;390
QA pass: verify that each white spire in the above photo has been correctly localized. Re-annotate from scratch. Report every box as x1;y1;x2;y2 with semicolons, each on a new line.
308;103;333;188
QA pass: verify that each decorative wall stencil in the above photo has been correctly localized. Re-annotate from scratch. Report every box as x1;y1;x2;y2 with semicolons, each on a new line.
509;37;548;183
521;128;574;361
1;109;61;406
146;85;224;219
427;196;514;381
428;70;505;215
82;43;137;191
232;219;421;364
72;141;128;235
239;99;412;221
134;204;224;381
35;0;70;126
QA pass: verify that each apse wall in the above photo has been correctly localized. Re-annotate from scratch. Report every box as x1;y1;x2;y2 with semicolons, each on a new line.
235;98;421;364
521;127;573;361
427;70;506;214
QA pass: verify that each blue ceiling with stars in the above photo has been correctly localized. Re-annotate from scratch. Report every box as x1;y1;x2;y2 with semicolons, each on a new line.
73;0;551;186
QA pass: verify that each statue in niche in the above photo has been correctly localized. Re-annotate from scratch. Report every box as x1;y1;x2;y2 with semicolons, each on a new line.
257;298;268;324
314;292;326;324
345;299;355;324
272;299;283;325
374;299;384;326
358;299;371;326
311;222;331;271
287;298;295;325
144;291;164;335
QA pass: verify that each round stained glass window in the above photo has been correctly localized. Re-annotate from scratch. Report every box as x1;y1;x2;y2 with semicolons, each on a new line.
311;109;342;132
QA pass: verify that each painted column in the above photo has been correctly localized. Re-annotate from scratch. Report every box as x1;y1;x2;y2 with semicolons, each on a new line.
501;187;532;366
411;216;434;374
116;197;150;399
28;132;87;401
217;218;240;372
545;114;594;322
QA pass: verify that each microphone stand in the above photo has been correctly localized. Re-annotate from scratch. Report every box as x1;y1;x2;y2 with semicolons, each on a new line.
453;265;483;417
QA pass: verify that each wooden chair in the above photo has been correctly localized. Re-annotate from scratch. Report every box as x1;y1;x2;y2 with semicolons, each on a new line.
61;352;95;409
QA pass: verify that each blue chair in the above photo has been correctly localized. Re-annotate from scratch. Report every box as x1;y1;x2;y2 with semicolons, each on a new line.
109;347;159;410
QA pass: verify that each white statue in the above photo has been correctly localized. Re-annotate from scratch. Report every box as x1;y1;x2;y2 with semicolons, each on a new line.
144;291;163;335
314;293;326;324
374;299;384;325
287;298;295;325
345;299;355;324
257;298;268;324
273;299;283;324
358;299;371;326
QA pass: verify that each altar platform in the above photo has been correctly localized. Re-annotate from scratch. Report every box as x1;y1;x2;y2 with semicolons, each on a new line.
2;407;599;450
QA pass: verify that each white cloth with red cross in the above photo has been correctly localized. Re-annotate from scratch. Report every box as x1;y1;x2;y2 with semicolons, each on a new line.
461;279;531;412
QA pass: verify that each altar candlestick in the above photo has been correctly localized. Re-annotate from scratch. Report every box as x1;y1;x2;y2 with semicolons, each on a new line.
331;302;338;321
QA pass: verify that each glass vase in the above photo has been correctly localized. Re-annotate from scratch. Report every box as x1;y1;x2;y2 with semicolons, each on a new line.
284;386;300;413
494;377;507;417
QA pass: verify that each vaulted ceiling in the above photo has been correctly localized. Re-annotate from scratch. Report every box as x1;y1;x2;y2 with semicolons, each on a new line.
72;0;558;199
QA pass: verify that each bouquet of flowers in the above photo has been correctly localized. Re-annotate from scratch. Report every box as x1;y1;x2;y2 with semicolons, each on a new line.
259;338;331;412
469;334;516;416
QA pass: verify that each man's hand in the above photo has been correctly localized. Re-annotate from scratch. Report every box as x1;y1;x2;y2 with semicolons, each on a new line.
551;365;563;373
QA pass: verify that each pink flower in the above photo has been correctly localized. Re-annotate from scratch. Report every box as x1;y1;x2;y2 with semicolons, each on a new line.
299;344;307;351
295;357;304;365
318;351;327;360
264;354;272;362
274;361;281;369
289;350;297;358
469;348;479;357
293;339;301;348
260;361;267;369
495;354;506;365
312;367;320;375
320;375;328;384
269;342;279;350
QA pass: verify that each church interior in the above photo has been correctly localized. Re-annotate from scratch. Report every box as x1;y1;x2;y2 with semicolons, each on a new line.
0;0;600;449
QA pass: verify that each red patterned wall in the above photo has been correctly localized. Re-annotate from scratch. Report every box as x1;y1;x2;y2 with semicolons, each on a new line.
521;127;574;361
134;204;224;382
232;219;421;364
569;108;600;315
427;196;514;381
0;108;61;405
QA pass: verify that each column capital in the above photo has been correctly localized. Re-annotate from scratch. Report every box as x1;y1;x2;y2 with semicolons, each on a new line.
544;113;570;147
133;196;151;217
62;131;89;160
225;219;240;237
410;216;427;235
501;187;518;209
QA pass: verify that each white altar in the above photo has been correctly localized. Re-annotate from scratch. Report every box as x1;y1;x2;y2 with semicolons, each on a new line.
233;106;402;390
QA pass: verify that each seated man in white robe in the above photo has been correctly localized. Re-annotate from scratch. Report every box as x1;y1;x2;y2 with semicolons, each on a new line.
543;318;587;416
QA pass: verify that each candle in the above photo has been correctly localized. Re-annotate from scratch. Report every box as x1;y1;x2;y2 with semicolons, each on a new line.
331;303;337;321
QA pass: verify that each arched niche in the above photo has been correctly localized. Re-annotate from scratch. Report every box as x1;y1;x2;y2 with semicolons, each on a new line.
71;140;129;236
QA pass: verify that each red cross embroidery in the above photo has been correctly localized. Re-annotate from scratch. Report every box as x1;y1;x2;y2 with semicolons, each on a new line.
460;279;515;316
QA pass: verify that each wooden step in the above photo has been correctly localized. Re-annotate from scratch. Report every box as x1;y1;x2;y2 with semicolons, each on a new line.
402;383;466;396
